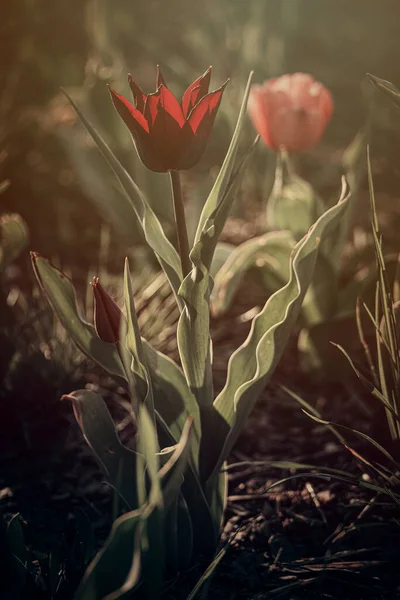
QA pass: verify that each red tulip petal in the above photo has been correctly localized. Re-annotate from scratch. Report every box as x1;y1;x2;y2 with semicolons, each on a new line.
159;84;185;127
128;74;146;113
182;85;201;118
110;87;166;169
187;80;228;134
156;65;166;88
144;87;162;126
176;120;209;170
109;87;149;133
181;66;212;117
150;104;186;170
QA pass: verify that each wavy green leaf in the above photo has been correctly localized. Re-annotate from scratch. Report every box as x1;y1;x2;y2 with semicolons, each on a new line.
75;509;142;600
209;179;352;482
177;137;257;484
211;230;295;316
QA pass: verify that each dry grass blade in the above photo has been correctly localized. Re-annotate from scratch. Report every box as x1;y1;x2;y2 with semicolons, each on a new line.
280;385;346;444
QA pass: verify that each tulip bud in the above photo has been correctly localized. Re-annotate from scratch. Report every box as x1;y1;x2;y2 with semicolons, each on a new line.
248;73;333;153
92;277;123;343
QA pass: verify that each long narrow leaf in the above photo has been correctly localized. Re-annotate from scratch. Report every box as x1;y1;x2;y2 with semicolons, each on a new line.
124;258;155;422
193;72;253;245
62;390;138;510
63;91;182;301
75;510;142;600
31;254;125;380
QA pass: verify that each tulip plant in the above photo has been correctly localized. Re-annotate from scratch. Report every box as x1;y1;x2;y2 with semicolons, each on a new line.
31;66;351;599
211;72;373;377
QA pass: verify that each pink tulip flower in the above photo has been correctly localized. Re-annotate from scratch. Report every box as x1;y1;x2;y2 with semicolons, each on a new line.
248;73;333;153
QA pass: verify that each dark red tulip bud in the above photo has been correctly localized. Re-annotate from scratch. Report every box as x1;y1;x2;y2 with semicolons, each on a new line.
109;66;228;172
92;277;123;343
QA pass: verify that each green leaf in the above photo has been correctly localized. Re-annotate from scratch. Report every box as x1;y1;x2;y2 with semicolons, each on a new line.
208;179;352;482
62;390;138;510
300;252;338;327
31;254;125;381
124;258;155;420
367;73;400;110
209;242;235;279
0;213;29;271
186;546;227;600
177;138;257;483
342;127;368;195
266;152;325;240
143;339;201;469
176;74;257;428
164;494;193;572
211;231;295;317
179;466;218;555
136;403;164;600
134;341;213;555
75;509;142;600
206;469;227;539
63;91;182;301
193;71;254;247
136;403;161;508
159;417;194;511
59;123;143;243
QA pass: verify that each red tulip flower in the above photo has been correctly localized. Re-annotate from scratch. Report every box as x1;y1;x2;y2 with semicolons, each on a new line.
248;73;333;153
92;277;123;343
109;66;228;172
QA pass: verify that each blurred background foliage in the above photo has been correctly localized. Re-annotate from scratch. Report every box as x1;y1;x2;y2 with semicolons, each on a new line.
2;0;400;277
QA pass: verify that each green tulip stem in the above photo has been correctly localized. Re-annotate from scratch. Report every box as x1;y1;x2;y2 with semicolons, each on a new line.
170;170;191;279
